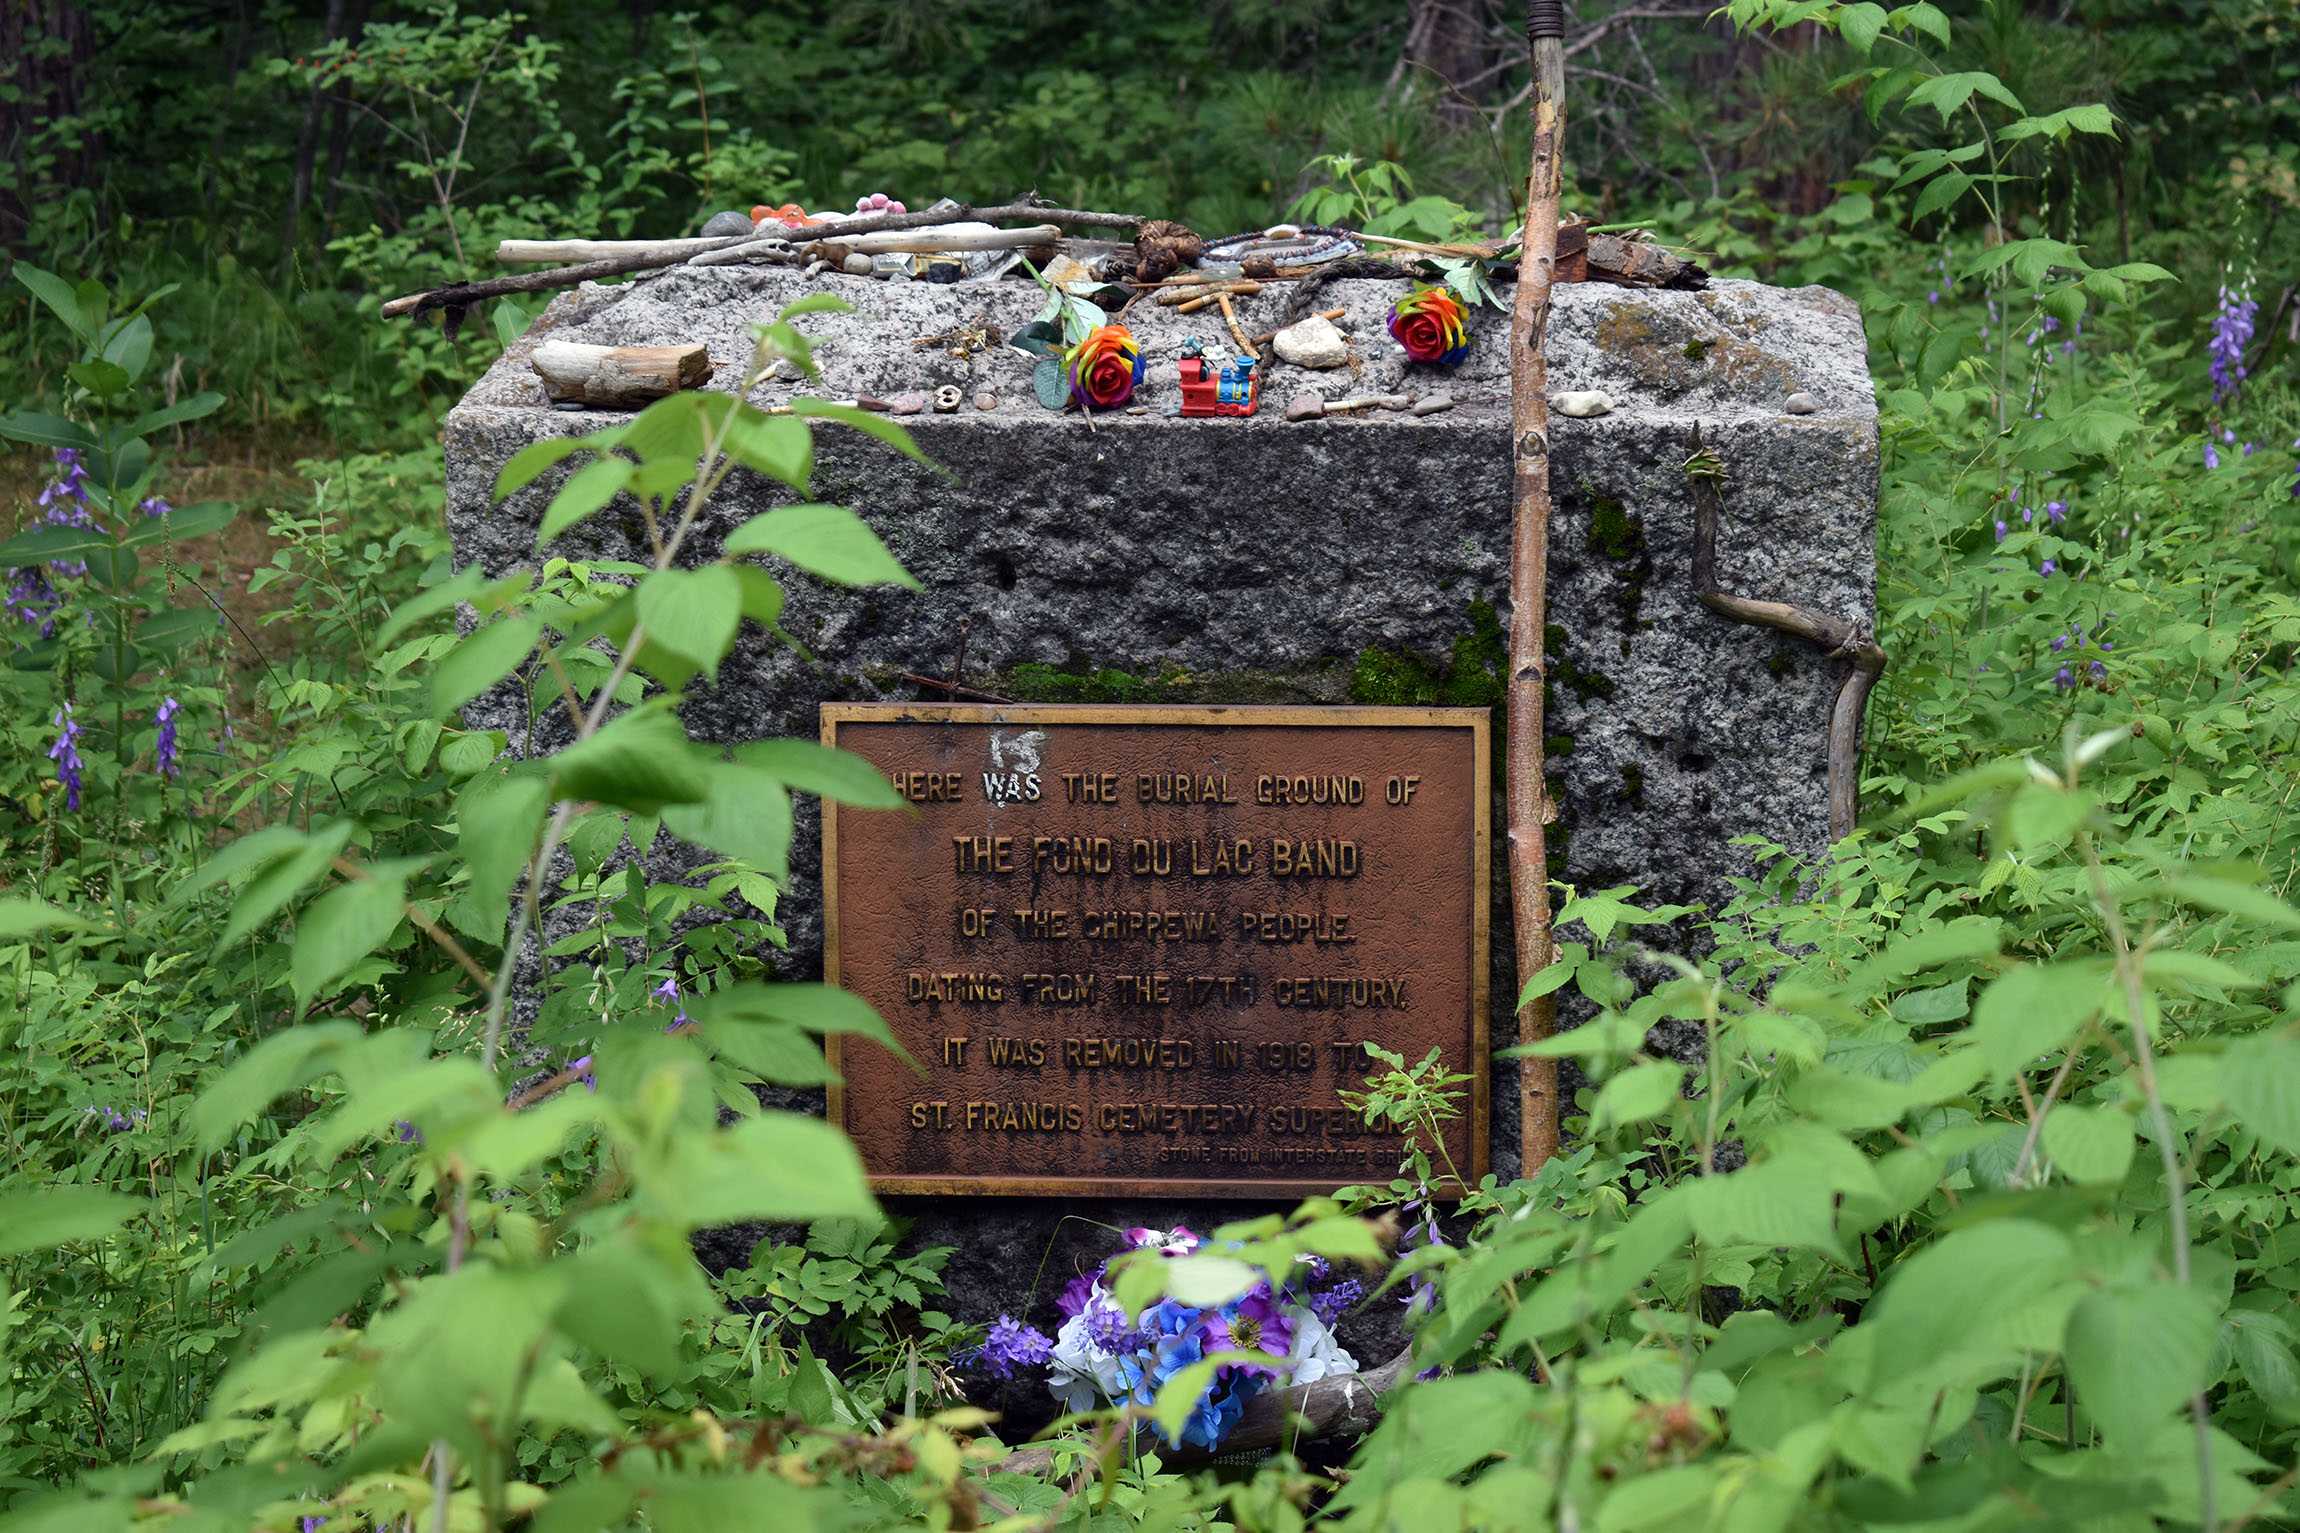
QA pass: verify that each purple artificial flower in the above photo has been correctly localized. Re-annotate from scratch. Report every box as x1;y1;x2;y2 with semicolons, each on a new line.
1122;1226;1200;1253
1083;1296;1141;1353
2210;285;2256;403
48;704;84;810
1057;1273;1095;1318
977;1315;1054;1379
1310;1279;1365;1326
154;697;181;778
1196;1288;1295;1377
2040;559;2057;576
2054;667;2077;691
2206;443;2221;471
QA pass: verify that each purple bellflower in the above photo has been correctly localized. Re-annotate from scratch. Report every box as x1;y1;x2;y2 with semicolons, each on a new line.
49;704;84;810
154;697;181;777
2210;284;2257;404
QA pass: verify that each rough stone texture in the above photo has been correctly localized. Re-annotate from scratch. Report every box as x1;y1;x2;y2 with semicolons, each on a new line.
443;264;1876;1402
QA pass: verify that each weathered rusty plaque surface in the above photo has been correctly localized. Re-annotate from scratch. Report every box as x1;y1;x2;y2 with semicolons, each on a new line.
821;704;1489;1197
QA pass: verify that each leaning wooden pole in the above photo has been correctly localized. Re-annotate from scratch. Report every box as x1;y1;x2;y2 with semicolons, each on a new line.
1508;0;1569;1173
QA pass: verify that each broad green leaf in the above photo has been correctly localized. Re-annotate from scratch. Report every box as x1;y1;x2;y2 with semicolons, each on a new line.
120;391;223;441
2167;874;2300;931
432;615;543;716
175;824;309;899
1837;1;1887;52
635;565;742;679
1783;1065;1917;1130
0;1187;140;1256
292;871;410;1009
192;1021;362;1151
705;1019;838;1086
1592;1061;1682;1130
218;821;355;948
2143;947;2264;997
0;407;97;451
724;411;814;489
375;562;488;648
1596;1465;1719;1533
661;763;793;877
738;739;904;806
1866;1220;2073;1388
1972;961;2104;1081
121;500;235;547
2066;1282;2218;1449
1840;915;1999;992
775;293;856;322
1684;1161;1837;1251
538;456;633;544
2040;1104;2134;1184
495;435;592;502
1909;170;1973;223
449;772;551;939
789;396;934;465
2223;1034;2300;1155
0;898;94;939
1164;1256;1260;1308
723;503;917;588
66;358;131;397
658;1111;876;1227
693;982;905;1058
12;263;96;344
551;706;710;813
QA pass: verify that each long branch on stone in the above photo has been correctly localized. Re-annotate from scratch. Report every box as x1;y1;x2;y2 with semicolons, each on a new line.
1683;424;1887;841
380;200;1146;321
1505;0;1570;1175
991;1346;1414;1479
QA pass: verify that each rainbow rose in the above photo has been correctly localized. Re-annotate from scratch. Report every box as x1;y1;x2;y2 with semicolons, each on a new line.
1066;324;1145;409
1387;286;1472;365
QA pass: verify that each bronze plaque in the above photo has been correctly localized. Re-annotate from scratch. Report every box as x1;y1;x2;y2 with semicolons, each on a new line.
821;704;1489;1198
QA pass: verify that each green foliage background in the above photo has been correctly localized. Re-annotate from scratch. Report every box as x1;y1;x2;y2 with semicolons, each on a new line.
2;0;2300;1529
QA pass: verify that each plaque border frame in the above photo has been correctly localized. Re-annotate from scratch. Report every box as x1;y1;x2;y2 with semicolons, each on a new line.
820;702;1491;1199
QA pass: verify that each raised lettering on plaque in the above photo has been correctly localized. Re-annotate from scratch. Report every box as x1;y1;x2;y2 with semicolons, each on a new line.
821;704;1489;1197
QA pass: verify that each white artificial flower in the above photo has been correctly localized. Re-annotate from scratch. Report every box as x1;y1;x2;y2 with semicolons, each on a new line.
1281;1308;1357;1385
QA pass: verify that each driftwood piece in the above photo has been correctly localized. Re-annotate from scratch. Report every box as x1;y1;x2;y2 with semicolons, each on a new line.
530;341;711;408
1684;424;1886;841
379;253;694;321
1585;230;1706;290
686;237;801;269
497;235;752;265
992;1347;1414;1480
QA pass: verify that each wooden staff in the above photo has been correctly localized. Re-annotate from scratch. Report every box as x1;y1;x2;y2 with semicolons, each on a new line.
1507;0;1569;1173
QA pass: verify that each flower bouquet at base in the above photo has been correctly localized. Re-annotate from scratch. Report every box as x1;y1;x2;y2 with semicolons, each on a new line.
959;1226;1362;1452
1387;285;1473;366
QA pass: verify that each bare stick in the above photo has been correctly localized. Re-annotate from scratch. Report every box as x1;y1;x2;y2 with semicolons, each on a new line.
1507;0;1570;1174
384;199;1146;321
1683;425;1887;841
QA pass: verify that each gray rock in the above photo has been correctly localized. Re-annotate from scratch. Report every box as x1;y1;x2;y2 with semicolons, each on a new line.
701;210;755;238
1272;315;1350;369
1285;395;1326;421
973;392;997;411
444;266;1877;1370
1412;393;1455;416
843;252;875;276
1783;391;1820;415
887;391;928;416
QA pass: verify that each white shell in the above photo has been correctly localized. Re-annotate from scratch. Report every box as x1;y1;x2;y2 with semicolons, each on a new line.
1555;390;1615;418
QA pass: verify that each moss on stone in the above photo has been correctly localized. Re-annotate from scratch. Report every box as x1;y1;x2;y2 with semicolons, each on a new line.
1345;599;1507;709
1620;762;1646;809
1586;498;1641;561
1683;338;1708;362
1545;622;1614;703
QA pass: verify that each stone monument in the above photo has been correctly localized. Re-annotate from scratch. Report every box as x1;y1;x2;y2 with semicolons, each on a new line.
442;262;1876;1398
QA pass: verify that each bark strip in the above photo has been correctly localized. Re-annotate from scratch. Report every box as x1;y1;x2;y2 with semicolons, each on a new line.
1684;424;1887;841
1507;0;1569;1174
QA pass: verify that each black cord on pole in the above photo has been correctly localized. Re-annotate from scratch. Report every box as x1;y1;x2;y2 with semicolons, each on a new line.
1529;0;1567;40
